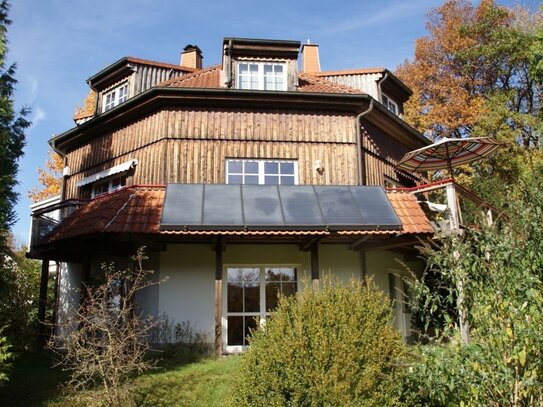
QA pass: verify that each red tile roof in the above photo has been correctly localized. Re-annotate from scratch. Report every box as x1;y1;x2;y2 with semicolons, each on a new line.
160;65;222;88
41;186;433;245
158;65;363;95
386;191;435;234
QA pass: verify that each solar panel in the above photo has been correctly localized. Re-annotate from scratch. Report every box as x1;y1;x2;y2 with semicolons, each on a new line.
202;184;243;227
314;186;363;226
160;184;402;231
278;185;323;226
242;185;284;226
161;184;204;229
350;186;401;228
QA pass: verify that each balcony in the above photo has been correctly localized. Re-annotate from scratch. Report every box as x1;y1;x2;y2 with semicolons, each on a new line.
389;178;498;235
29;196;88;248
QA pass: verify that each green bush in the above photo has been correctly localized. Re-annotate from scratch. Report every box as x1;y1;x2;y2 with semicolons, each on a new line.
230;278;406;407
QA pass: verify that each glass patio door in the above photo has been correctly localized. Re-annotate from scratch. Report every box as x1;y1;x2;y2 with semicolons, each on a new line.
225;266;297;352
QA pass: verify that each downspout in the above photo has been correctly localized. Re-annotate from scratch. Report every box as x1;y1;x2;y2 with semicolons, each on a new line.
377;70;390;105
355;99;374;185
225;39;233;88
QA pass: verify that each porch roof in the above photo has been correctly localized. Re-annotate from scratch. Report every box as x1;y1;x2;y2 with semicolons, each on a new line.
37;185;433;247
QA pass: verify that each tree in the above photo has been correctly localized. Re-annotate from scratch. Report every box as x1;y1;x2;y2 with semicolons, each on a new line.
396;0;543;201
0;0;30;252
28;150;63;203
51;248;158;407
0;243;42;350
402;174;543;405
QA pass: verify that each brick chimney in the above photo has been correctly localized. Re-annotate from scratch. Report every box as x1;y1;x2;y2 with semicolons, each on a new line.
180;44;203;69
301;41;320;73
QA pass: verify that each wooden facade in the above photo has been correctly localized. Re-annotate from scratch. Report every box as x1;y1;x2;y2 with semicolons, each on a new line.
64;107;363;198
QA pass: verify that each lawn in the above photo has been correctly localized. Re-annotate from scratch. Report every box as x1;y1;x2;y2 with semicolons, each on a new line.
0;352;240;407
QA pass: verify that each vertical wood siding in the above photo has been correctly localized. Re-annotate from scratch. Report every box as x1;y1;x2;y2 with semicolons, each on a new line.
64;107;358;198
361;120;421;186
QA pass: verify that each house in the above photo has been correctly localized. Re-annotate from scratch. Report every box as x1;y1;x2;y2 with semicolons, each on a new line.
29;37;436;353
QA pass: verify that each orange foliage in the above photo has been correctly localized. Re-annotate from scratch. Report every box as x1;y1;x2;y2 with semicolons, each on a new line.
395;0;510;140
28;150;63;203
73;91;96;121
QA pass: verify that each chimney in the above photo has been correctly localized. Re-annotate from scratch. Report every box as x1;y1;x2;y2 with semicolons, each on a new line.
180;44;203;69
301;41;320;73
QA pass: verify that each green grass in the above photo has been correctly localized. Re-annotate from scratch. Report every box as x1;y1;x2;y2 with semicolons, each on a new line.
133;356;239;407
0;352;240;407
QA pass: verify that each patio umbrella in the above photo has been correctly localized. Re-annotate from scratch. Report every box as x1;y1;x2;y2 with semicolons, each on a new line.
396;137;502;177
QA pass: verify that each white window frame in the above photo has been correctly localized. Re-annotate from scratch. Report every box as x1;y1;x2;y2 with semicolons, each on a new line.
236;61;287;91
225;159;298;185
102;82;129;112
91;174;127;198
382;93;398;116
222;264;299;353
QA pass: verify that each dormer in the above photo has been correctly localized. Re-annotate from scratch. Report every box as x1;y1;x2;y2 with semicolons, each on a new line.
221;38;301;91
83;56;196;118
316;68;412;117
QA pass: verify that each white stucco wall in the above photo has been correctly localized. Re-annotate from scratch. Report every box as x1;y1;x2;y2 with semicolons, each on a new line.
56;262;82;337
159;244;216;338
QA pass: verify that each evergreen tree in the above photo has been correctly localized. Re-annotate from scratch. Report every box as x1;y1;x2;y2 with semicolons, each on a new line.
0;0;30;253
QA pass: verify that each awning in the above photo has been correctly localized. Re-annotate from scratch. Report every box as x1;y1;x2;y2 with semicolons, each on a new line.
76;159;138;187
160;184;402;232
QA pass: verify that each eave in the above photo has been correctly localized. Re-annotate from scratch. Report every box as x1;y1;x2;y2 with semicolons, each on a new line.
50;87;429;154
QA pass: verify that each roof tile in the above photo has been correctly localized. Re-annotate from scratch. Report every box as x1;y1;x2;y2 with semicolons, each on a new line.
41;186;433;245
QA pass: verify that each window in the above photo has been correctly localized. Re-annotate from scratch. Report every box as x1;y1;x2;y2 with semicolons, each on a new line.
226;159;298;185
237;62;286;91
225;266;297;349
102;82;128;112
92;175;126;198
382;93;398;115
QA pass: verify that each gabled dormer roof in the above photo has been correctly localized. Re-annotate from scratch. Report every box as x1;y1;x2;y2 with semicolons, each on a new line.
87;56;196;91
316;68;412;102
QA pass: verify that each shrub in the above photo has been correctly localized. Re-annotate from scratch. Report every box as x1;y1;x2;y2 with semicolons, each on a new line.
230;278;406;407
50;248;159;407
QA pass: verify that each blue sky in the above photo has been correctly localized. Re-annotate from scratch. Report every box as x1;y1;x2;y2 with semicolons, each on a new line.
8;0;539;245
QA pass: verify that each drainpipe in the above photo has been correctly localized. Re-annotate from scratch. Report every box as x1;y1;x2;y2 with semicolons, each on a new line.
377;70;389;105
225;39;233;88
355;99;374;185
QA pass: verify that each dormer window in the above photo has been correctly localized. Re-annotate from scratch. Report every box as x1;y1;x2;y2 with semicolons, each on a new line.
103;82;128;112
237;62;286;91
382;93;398;116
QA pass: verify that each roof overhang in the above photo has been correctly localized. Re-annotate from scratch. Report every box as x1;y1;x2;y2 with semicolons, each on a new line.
378;69;412;103
223;37;301;59
50;87;429;154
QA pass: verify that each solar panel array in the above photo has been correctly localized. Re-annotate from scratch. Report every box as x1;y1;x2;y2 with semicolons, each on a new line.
160;184;401;231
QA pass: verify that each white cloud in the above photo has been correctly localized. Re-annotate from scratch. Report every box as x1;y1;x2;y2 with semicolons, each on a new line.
29;106;46;130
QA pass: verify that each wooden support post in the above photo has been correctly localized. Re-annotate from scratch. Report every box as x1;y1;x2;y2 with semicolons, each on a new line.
446;183;460;232
36;258;50;351
214;238;224;355
311;243;319;291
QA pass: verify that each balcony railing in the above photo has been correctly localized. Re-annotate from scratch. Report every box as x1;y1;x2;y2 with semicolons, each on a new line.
30;198;88;247
389;179;499;235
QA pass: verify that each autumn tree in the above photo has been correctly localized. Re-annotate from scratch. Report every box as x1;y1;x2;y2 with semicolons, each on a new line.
396;0;543;201
28;150;63;203
0;0;30;252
